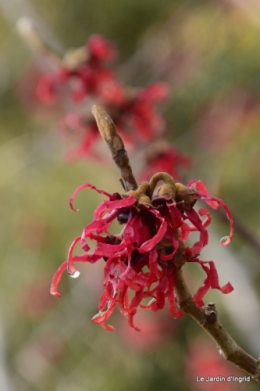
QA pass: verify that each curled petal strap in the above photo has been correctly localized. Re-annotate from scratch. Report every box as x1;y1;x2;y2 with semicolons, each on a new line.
138;210;167;253
188;258;234;307
201;195;234;246
50;262;67;297
92;300;117;331
70;183;114;211
187;180;218;209
50;253;95;297
94;194;136;219
67;236;81;276
184;208;208;255
188;180;234;246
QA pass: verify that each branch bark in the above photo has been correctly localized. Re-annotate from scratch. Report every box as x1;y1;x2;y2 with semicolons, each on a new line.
175;268;260;381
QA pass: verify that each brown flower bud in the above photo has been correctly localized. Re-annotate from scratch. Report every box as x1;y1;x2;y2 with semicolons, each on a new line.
175;183;198;209
153;184;176;200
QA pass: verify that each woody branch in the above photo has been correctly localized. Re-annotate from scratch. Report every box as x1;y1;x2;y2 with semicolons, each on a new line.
174;268;260;381
92;106;260;383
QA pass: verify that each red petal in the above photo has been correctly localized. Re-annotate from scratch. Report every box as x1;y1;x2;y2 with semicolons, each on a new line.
119;265;148;289
67;236;82;276
50;262;67;297
188;180;234;245
118;285;129;315
123;214;151;250
180;221;190;241
71;254;101;263
138;83;169;102
65;127;101;161
81;210;118;242
94;241;125;257
69;183;113;211
189;259;234;306
201;195;234;246
92;298;117;331
188;180;219;209
50;250;102;297
184;208;208;255
188;208;212;231
127;290;144;331
147;250;159;284
150;275;168;311
88;34;116;61
138;210;167;253
168;202;183;229
94;194;136;219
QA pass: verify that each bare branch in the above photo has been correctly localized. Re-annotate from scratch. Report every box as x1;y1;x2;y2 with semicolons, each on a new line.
175;269;260;381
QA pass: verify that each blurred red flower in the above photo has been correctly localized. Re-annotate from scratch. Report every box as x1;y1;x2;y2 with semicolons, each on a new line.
138;143;190;182
19;277;56;319
36;35;124;106
112;82;169;141
118;312;176;351
185;338;247;391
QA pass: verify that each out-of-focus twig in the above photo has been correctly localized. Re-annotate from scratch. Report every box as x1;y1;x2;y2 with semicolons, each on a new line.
16;17;61;63
226;0;260;29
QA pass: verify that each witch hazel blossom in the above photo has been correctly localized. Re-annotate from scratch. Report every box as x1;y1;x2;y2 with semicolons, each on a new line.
113;82;169;142
139;144;191;182
33;34;188;171
60;82;170;161
36;35;123;106
51;173;234;331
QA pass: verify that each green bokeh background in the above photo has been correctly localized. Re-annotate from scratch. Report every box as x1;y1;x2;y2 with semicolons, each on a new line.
1;1;260;390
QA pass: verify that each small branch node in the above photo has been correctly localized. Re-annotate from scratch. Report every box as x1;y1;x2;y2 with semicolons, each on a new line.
203;302;217;324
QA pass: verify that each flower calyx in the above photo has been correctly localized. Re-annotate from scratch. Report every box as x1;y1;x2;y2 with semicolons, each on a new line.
125;172;198;209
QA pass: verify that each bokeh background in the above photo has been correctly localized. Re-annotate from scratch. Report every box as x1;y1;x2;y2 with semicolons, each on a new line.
1;0;260;390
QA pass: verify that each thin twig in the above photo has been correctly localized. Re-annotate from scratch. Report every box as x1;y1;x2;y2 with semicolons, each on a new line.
92;105;138;191
17;17;88;70
16;17;62;63
175;268;260;381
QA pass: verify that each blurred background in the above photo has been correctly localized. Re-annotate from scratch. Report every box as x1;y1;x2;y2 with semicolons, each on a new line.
1;0;260;390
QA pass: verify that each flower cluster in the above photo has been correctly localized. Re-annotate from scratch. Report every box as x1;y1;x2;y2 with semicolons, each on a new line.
36;34;123;105
31;34;189;179
51;173;234;331
139;142;191;182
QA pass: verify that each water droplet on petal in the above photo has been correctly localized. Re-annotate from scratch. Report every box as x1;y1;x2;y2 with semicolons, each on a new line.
148;298;156;306
69;270;81;279
220;236;230;246
92;311;105;321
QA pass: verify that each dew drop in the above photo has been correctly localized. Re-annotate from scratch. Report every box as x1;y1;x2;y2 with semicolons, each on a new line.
148;298;156;306
220;236;230;246
69;270;81;279
92;311;105;321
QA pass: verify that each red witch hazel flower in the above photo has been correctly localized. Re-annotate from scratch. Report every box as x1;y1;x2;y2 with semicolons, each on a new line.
36;34;124;106
138;139;191;182
112;82;169;142
51;106;234;331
